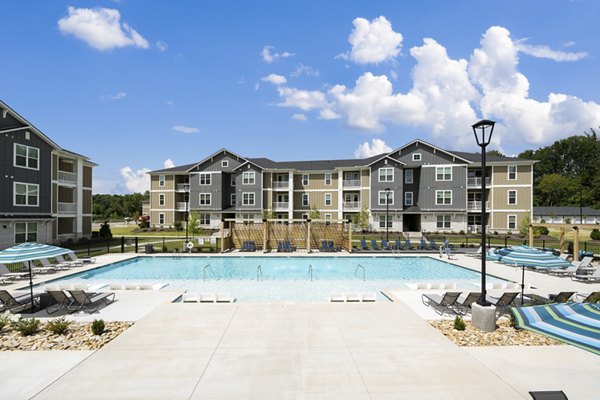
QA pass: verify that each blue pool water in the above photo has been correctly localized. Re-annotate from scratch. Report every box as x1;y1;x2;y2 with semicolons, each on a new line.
49;256;504;302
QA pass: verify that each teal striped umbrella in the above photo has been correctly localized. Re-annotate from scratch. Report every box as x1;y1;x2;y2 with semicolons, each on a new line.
512;303;600;355
492;246;571;269
0;243;73;311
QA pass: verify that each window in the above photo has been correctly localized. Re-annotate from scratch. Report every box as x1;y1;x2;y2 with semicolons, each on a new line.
242;171;255;185
412;153;421;161
231;176;236;186
436;166;452;181
378;191;394;205
199;173;211;185
14;182;39;206
324;213;332;221
508;215;517;230
405;169;413;184
158;213;165;225
159;194;165;206
435;190;452;205
508;190;517;205
302;174;309;186
302;213;309;220
437;215;451;229
508;165;517;180
404;192;413;206
379;167;394;182
379;215;392;228
199;193;211;205
14;144;39;169
231;194;237;206
158;175;165;187
15;222;37;243
302;193;309;206
25;131;30;140
325;193;332;206
199;213;211;225
325;173;332;186
242;192;255;206
221;160;229;168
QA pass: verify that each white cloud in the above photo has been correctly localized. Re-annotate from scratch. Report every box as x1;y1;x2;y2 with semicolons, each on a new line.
120;166;151;193
291;64;319;77
292;113;307;121
163;159;175;168
261;45;294;63
58;7;149;51
156;40;168;52
261;74;287;85
354;139;392;158
173;125;200;133
339;16;402;64
109;91;127;100
276;87;330;111
319;109;341;120
515;40;587;62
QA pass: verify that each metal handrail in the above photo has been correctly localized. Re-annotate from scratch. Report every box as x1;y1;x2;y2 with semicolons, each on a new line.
257;265;263;281
355;264;366;281
203;264;211;281
308;264;313;281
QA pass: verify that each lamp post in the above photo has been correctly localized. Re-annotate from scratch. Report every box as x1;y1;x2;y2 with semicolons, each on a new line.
472;119;495;306
385;188;391;242
185;183;190;250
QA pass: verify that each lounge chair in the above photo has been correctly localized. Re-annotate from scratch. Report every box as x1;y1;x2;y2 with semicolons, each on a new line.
284;241;295;252
370;240;381;250
528;390;568;400
571;266;600;282
430;240;439;250
466;246;482;258
575;291;600;303
381;240;391;251
40;258;70;271
421;291;462;315
546;264;580;276
0;290;42;313
558;253;569;261
0;264;27;281
573;256;593;271
240;241;249;251
69;253;96;264
526;291;576;305
488;292;519;316
394;239;404;250
455;292;481;315
56;255;83;267
46;290;72;314
321;240;331;252
248;241;256;252
360;239;369;251
329;241;339;252
405;239;415;250
66;290;115;313
419;239;428;250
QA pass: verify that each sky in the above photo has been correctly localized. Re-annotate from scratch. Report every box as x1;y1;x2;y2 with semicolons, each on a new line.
1;0;600;194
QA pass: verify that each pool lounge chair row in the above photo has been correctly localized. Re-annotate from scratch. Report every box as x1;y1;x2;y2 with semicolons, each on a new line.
329;292;377;302
320;241;340;252
422;291;520;317
0;288;114;314
240;241;257;252
356;238;451;252
277;241;296;252
181;292;235;303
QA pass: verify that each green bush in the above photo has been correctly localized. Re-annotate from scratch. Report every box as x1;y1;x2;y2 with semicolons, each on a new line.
46;317;72;335
91;319;105;335
591;229;600;241
174;220;183;231
99;221;112;238
509;312;518;328
0;313;11;332
13;318;40;336
453;316;466;331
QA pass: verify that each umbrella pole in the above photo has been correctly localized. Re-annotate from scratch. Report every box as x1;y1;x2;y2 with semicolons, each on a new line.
28;260;35;312
521;265;525;305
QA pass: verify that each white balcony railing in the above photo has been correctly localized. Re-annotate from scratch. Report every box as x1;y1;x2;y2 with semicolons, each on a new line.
342;179;361;188
467;225;482;233
273;202;289;210
273;181;290;189
467;201;489;210
58;170;77;184
343;201;361;209
176;202;188;211
176;183;190;192
467;177;491;187
57;202;77;213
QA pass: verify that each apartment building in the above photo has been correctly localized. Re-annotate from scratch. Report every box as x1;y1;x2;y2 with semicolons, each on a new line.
147;141;535;234
0;101;95;249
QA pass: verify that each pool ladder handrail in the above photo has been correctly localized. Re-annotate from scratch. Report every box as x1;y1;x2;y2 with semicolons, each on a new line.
355;264;366;281
257;264;263;281
308;264;313;281
203;264;212;281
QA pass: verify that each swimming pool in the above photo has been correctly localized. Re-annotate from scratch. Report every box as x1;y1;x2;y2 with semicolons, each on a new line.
48;256;504;302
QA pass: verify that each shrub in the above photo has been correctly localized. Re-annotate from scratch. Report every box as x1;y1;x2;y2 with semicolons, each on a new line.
453;316;466;331
99;221;112;238
0;313;11;332
459;230;465;235
507;231;512;236
13;318;40;336
509;312;518;328
91;319;105;335
591;229;600;241
138;219;148;229
46;317;72;335
535;226;549;236
174;221;182;231
493;231;498;235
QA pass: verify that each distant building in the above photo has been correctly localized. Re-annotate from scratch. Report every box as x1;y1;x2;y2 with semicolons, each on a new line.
0;101;96;249
533;207;600;225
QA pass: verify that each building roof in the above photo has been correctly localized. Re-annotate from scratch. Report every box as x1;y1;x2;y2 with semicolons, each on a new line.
149;162;199;174
533;207;600;217
248;154;385;171
450;151;532;163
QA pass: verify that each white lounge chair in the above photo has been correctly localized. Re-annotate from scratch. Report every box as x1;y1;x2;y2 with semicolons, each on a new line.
571;267;600;282
40;258;70;271
0;264;29;280
547;264;580;276
56;255;83;267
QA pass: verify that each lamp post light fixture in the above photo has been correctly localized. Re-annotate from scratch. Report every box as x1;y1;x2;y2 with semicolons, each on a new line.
184;183;190;251
472;119;495;306
385;188;391;242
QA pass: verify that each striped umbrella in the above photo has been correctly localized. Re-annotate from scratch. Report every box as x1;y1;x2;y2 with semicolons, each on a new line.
512;303;600;355
0;243;73;311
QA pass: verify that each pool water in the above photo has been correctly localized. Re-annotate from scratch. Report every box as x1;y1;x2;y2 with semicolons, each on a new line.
49;256;504;302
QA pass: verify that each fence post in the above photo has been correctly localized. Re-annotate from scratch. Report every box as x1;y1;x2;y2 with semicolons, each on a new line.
121;236;125;253
504;237;507;248
348;221;353;253
584;241;587;252
465;235;468;247
220;219;225;253
306;219;311;253
487;236;491;249
162;237;165;252
135;237;138;253
107;238;110;254
542;239;545;250
87;242;91;257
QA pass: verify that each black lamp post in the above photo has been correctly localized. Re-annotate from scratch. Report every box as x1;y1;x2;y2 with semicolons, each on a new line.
185;184;190;250
472;119;495;306
385;188;391;242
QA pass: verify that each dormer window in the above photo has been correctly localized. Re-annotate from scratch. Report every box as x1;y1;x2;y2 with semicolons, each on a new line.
222;160;229;168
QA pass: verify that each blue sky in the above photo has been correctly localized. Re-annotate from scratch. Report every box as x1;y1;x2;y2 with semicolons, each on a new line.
1;1;599;193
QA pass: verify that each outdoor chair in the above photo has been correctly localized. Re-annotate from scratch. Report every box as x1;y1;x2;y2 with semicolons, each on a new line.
40;258;70;271
405;239;415;250
370;240;381;250
0;290;42;314
360;239;369;251
320;241;329;252
69;253;96;264
526;292;576;305
575;291;600;303
240;241;249;251
46;290;72;314
381;240;391;251
327;241;339;252
466;246;482;258
421;291;462;315
66;290;115;313
394;239;404;250
455;292;481;315
529;390;568;400
488;292;519;317
573;256;594;271
419;239;428;250
430;240;439;250
0;264;27;280
546;265;580;277
248;241;256;252
558;253;570;261
56;255;83;267
571;266;600;282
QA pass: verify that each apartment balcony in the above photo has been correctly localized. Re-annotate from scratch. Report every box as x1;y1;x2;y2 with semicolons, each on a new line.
343;201;361;210
467;177;491;187
467;201;489;211
57;202;77;213
467;225;481;233
58;170;77;185
176;202;188;212
273;202;289;211
176;183;190;192
342;180;361;188
272;181;290;190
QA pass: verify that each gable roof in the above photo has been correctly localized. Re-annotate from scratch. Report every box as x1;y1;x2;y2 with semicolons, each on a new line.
449;151;534;164
186;148;248;172
391;139;473;164
148;162;198;174
366;154;406;167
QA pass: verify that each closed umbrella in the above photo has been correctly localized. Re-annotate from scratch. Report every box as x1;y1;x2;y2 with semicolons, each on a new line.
0;243;73;312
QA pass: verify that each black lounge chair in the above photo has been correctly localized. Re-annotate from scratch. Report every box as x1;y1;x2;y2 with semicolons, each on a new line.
529;391;568;400
67;290;115;313
455;292;481;315
576;291;600;303
488;292;519;316
381;240;391;251
46;290;72;314
370;240;381;251
394;239;404;250
529;291;576;305
405;239;415;250
421;291;462;315
0;290;42;313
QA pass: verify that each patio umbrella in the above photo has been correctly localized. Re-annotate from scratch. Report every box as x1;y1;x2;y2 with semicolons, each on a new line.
0;243;73;312
512;303;600;355
490;246;572;300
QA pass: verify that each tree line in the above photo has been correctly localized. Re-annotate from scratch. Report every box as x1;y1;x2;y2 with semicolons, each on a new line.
93;192;148;221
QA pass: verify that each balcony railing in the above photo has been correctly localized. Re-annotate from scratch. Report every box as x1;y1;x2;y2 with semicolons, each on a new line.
273;202;289;210
342;179;361;188
273;181;290;189
467;177;491;187
176;202;188;211
467;225;482;233
343;201;361;209
467;201;490;210
58;170;77;184
57;202;77;213
176;183;190;192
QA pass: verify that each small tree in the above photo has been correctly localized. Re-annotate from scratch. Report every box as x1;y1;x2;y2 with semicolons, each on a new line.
353;208;370;231
263;210;275;220
308;205;320;220
99;221;112;238
187;211;204;237
519;216;531;237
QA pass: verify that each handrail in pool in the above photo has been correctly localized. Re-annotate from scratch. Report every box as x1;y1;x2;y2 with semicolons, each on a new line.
203;264;211;281
355;264;366;281
308;264;313;281
257;265;263;281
